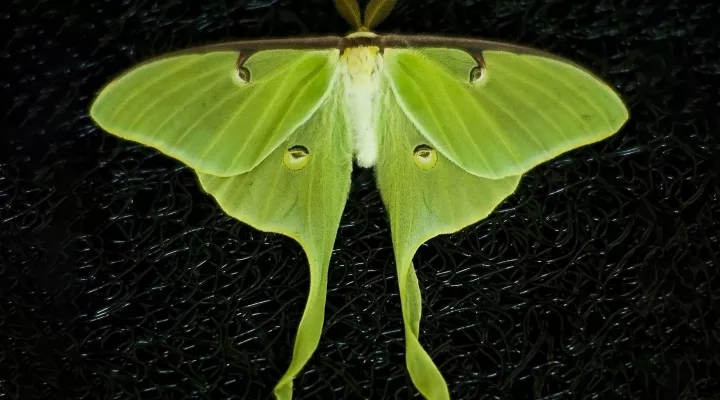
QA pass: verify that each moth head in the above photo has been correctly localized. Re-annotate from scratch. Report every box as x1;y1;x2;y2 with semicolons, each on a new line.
341;46;383;82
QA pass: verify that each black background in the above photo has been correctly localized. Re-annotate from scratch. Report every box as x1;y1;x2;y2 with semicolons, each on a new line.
2;0;719;399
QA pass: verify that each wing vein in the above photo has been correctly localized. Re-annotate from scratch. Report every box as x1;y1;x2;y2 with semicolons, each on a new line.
390;60;452;153
126;63;229;132
416;52;520;166
437;81;496;168
496;59;583;140
151;75;227;144
168;77;247;155
171;54;303;159
395;57;499;172
476;90;548;153
516;57;613;129
478;71;556;153
108;58;199;124
201;55;303;163
487;63;572;142
225;55;330;170
464;86;523;165
422;53;522;167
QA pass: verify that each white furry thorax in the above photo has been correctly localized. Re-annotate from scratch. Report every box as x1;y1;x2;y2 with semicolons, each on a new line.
338;44;384;168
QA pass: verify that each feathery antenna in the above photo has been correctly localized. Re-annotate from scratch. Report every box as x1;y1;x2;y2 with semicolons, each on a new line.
334;0;398;31
363;0;397;30
334;0;363;30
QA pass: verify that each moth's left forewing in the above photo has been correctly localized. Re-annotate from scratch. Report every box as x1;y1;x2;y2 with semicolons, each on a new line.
379;34;630;180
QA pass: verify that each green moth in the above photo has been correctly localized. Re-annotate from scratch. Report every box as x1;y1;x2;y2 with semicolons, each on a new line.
89;0;629;398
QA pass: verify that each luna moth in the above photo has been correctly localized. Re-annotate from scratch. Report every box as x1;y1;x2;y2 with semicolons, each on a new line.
89;0;629;398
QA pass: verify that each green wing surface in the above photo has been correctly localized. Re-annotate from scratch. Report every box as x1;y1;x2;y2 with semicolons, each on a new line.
383;46;629;180
90;48;339;177
89;23;631;400
375;82;522;400
197;89;352;400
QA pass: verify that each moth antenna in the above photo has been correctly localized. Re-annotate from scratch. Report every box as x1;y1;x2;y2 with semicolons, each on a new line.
334;0;363;31
363;0;397;30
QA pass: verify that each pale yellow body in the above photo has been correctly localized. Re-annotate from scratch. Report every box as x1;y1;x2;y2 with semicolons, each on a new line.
338;33;384;168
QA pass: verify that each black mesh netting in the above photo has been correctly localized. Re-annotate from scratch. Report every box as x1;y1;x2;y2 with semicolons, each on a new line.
2;0;719;399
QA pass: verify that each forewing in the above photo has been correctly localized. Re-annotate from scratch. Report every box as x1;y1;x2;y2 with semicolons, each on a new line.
197;88;352;400
382;38;629;180
374;82;521;400
91;45;340;177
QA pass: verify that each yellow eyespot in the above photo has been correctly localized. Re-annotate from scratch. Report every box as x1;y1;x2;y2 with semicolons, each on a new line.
283;145;310;170
413;144;438;170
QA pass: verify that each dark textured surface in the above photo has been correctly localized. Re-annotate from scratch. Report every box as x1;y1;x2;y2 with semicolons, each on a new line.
2;0;719;399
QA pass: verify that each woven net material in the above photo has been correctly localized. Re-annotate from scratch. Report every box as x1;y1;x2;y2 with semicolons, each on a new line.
2;0;719;398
